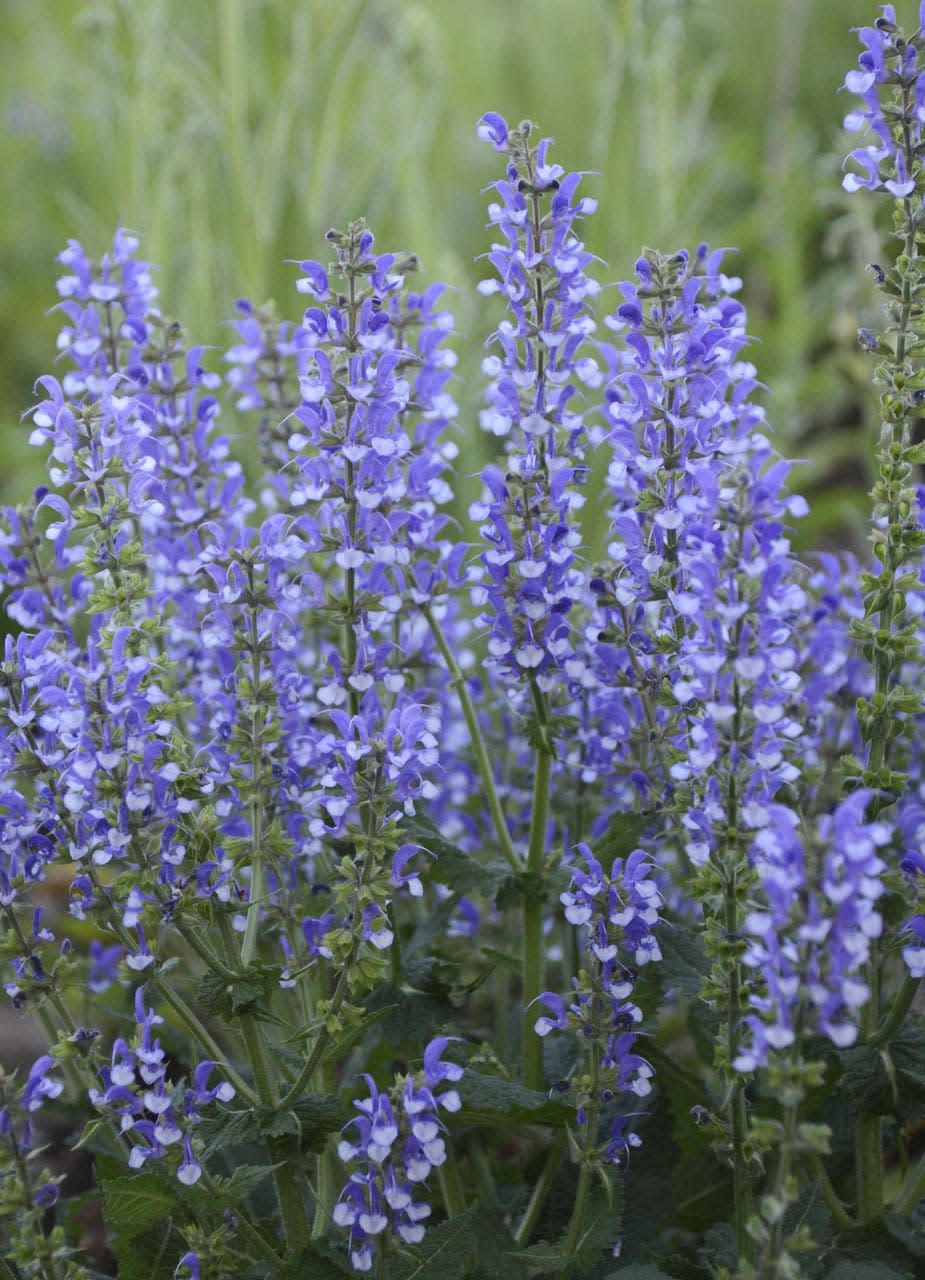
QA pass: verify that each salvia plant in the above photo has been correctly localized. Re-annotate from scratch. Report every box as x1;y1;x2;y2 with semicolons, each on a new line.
4;7;925;1280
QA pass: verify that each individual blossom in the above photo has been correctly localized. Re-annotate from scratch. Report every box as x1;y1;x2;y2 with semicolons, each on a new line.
332;1037;462;1272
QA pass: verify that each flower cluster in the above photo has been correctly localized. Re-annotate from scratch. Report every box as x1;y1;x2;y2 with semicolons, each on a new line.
841;4;925;198
470;114;599;689
0;1056;70;1273
590;247;808;857
735;791;889;1069
89;988;235;1184
333;1038;462;1271
535;843;661;1157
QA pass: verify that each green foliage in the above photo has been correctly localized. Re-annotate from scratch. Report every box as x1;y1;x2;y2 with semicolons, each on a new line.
96;1157;188;1280
455;1070;573;1127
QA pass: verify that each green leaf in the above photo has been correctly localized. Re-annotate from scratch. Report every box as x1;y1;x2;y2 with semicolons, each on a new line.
96;1160;184;1237
259;1093;343;1151
201;1093;343;1157
282;1241;354;1279
514;1241;567;1274
838;1021;925;1122
827;1264;909;1280
196;959;282;1019
657;924;711;1004
605;1268;675;1279
400;813;509;897
209;1162;276;1199
391;1203;486;1279
96;1157;187;1280
110;1220;187;1280
592;812;651;864
455;1069;572;1126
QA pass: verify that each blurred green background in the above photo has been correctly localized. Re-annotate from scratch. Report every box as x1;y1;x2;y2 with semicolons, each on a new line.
0;0;892;549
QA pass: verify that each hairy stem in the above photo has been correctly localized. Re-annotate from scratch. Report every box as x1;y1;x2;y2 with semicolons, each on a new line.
422;604;519;871
523;679;552;1091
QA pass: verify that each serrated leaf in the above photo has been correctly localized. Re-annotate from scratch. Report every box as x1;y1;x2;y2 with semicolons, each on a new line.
838;1020;925;1122
282;1241;354;1279
828;1263;908;1280
209;1162;276;1199
111;1219;186;1280
400;813;509;897
514;1240;567;1274
657;924;711;1004
259;1093;343;1151
97;1157;187;1280
604;1267;674;1279
592;812;651;865
196;959;281;1019
455;1070;572;1126
391;1203;484;1278
97;1160;184;1237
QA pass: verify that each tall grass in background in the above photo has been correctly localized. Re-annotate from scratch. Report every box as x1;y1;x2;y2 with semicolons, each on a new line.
0;0;883;550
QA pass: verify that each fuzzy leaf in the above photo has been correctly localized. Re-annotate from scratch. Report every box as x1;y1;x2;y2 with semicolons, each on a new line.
391;1203;487;1278
400;813;509;897
657;924;711;1004
605;1268;675;1279
196;959;282;1019
838;1021;925;1122
455;1069;572;1125
209;1163;276;1199
97;1159;184;1237
96;1158;187;1280
592;812;651;865
282;1241;354;1279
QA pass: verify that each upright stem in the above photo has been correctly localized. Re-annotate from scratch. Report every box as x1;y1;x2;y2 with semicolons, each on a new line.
422;604;519;872
513;1128;568;1247
241;583;266;968
217;915;311;1256
523;680;552;1091
558;1042;601;1278
761;1087;801;1277
725;860;753;1262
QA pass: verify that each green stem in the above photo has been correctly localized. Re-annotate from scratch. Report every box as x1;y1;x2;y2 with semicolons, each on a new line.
855;155;919;1218
513;1128;567;1247
869;973;920;1049
761;1091;801;1277
438;1144;467;1218
279;963;354;1111
724;863;753;1263
217;916;310;1256
422;604;519;871
558;1044;600;1278
895;1147;925;1216
153;976;259;1107
389;900;402;986
173;915;238;981
804;1152;856;1233
201;1170;286;1269
241;587;266;969
523;680;552;1092
856;950;884;1224
467;1136;500;1213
